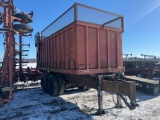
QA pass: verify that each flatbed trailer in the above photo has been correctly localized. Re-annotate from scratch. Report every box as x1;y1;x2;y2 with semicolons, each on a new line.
123;57;156;78
125;76;160;95
35;3;138;113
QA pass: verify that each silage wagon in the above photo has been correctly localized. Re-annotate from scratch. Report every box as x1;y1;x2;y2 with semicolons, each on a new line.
35;3;138;113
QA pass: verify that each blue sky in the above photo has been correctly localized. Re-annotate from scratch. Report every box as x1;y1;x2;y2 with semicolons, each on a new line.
0;0;160;59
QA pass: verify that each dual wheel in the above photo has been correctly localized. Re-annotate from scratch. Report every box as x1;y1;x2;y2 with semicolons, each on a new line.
41;73;65;96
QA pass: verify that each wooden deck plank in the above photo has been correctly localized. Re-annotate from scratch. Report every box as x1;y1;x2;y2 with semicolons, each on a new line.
125;76;159;85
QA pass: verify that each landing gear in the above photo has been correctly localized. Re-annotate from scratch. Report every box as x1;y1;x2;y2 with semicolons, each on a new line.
96;75;105;115
115;94;123;108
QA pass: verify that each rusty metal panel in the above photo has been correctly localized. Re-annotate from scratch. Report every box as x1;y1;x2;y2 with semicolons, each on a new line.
46;41;48;68
64;30;69;69
50;37;53;68
41;42;43;67
44;42;46;67
55;35;59;69
47;39;49;67
68;27;75;70
88;27;98;69
41;43;43;67
109;30;117;68
49;39;51;67
53;37;56;68
43;42;45;67
44;41;45;67
117;31;122;68
39;43;42;67
76;25;86;70
46;40;48;67
45;40;47;67
51;37;54;68
60;33;64;69
45;41;47;68
99;29;108;68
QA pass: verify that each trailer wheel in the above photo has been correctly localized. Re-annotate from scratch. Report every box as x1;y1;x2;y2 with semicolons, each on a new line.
14;13;33;23
78;86;89;91
13;24;33;33
48;75;59;96
56;74;65;95
41;74;48;93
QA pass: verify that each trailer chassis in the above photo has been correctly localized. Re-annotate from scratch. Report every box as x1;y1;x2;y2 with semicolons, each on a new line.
63;73;138;114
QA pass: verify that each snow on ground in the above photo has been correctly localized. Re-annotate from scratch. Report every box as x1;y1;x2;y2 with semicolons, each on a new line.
0;86;160;120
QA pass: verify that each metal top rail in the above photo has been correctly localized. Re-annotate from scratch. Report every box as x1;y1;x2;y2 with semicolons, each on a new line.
41;3;124;41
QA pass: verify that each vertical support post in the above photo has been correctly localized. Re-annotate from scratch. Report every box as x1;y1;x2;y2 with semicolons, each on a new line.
116;31;119;68
115;93;123;108
8;0;14;100
85;26;88;69
97;28;100;69
97;75;105;114
107;30;110;68
121;17;124;32
19;35;23;81
74;3;78;21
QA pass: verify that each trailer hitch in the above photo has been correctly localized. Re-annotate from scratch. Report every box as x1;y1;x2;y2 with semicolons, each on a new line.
65;74;138;114
100;76;138;110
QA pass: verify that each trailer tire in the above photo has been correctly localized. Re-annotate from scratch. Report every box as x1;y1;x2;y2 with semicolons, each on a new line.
13;24;33;33
56;74;65;95
14;13;33;23
48;75;59;96
41;74;48;93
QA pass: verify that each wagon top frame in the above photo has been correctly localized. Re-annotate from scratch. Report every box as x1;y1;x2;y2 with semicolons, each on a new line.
40;3;124;41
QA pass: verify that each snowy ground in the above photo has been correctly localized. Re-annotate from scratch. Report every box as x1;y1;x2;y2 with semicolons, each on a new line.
0;85;160;120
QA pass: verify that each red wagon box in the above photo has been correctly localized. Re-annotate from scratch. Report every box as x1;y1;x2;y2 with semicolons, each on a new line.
35;3;124;75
